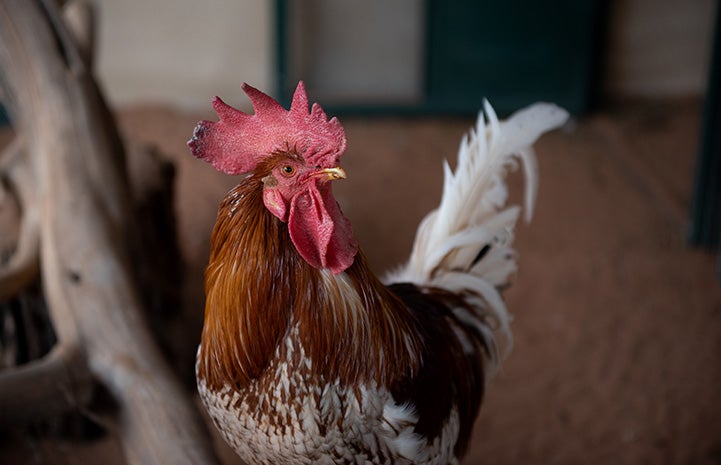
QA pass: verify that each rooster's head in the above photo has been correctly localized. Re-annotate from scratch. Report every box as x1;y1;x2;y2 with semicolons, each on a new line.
188;81;357;274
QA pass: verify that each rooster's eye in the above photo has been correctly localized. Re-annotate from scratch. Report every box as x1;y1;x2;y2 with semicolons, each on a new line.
281;165;295;176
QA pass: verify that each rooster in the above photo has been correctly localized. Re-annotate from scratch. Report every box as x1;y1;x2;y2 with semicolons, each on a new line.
190;81;567;465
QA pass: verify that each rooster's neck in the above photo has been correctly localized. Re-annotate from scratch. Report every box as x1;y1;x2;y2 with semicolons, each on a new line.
198;177;421;392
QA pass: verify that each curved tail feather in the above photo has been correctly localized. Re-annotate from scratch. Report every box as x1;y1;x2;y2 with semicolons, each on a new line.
385;101;568;373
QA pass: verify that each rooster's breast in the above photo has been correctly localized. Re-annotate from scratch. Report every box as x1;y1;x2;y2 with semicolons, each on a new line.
196;322;461;465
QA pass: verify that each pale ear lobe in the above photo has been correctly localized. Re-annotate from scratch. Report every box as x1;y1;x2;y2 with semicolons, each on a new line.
263;188;288;222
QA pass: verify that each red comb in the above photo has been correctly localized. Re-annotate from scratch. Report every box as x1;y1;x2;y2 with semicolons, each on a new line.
188;81;346;175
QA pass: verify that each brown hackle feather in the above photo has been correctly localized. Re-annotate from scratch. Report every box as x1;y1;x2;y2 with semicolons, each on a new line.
197;154;423;392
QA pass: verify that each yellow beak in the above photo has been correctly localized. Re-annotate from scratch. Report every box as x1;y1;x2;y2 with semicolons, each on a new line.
315;167;347;181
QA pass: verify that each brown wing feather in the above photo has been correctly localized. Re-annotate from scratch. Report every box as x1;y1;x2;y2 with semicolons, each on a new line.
388;283;487;458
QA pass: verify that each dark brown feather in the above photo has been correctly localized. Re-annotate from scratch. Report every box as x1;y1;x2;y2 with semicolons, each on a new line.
388;284;488;457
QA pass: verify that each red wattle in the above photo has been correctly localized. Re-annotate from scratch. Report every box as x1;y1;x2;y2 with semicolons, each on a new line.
288;181;357;274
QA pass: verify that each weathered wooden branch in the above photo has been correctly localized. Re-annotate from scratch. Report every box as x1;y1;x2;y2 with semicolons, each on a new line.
0;343;91;425
0;138;41;303
0;1;219;464
62;0;95;68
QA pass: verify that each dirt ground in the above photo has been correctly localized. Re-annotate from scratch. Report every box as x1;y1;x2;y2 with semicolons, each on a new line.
1;98;720;464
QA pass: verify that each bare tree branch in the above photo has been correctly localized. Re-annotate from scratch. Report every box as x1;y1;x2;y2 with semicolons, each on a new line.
0;138;41;303
62;0;94;68
0;343;91;426
0;2;220;464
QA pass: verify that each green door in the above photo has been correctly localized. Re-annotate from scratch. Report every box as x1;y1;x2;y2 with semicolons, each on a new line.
425;0;604;115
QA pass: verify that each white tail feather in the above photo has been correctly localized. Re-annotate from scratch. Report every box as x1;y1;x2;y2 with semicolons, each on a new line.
385;101;568;373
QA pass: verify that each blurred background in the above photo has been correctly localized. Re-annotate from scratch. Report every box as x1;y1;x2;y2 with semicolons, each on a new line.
2;0;721;464
93;0;714;112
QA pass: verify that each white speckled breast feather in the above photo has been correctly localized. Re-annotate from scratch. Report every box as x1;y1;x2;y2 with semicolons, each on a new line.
197;323;460;465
